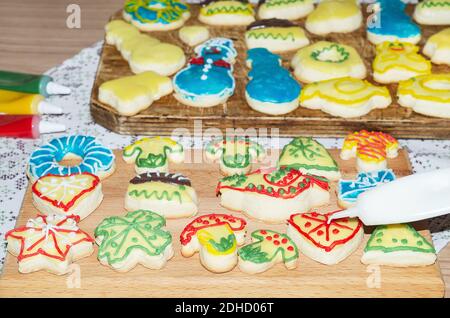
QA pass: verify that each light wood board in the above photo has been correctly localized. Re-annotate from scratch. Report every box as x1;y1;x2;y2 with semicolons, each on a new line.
0;149;445;297
90;4;450;139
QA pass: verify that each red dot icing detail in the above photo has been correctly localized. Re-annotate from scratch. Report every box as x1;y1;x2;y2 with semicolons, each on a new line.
274;234;279;238
333;229;340;234
305;222;311;228
266;236;272;241
317;230;324;236
287;246;294;251
260;230;267;235
281;238;288;244
274;240;280;245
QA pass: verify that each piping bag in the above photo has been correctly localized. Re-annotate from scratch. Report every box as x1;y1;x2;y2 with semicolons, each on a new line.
328;168;450;225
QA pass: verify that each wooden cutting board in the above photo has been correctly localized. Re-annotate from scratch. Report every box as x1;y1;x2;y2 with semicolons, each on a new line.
0;149;445;297
90;4;450;139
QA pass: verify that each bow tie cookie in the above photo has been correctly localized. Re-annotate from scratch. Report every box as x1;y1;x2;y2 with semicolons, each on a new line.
340;130;399;173
245;48;301;115
95;210;174;272
245;19;309;53
98;72;173;116
291;41;366;83
397;74;450;119
125;172;198;219
32;172;103;220
173;38;237;107
361;224;436;267
179;25;210;46
413;0;450;25
305;0;362;35
299;77;391;118
423;28;450;65
180;214;247;273
205;137;265;176
372;42;431;84
287;211;364;265
6;214;94;275
367;0;421;45
123;0;190;31
198;0;255;26
258;0;314;20
123;137;184;173
216;167;330;223
278;137;341;181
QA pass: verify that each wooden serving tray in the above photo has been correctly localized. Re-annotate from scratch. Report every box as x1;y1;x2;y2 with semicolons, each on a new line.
0;149;445;297
90;5;450;139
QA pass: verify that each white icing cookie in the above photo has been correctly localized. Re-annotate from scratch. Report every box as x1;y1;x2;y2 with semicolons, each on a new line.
179;25;210;46
198;0;255;26
98;72;173;116
258;0;314;21
423;28;450;65
413;0;450;25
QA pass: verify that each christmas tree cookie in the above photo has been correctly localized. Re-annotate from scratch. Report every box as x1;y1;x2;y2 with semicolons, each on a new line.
361;224;437;267
238;230;298;274
278;137;341;180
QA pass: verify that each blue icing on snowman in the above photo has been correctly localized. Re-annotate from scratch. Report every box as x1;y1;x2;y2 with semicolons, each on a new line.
173;38;237;107
245;48;301;105
367;0;421;42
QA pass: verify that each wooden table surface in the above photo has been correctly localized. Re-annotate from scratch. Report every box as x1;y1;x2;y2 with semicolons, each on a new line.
0;0;449;298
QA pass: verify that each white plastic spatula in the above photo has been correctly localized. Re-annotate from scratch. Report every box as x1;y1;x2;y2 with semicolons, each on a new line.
328;168;450;226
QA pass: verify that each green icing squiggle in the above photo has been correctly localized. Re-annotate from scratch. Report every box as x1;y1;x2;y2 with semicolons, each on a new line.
247;31;296;41
128;189;183;203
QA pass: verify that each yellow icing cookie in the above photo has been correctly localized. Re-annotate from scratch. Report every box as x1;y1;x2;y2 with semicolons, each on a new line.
372;41;431;84
179;26;210;46
105;20;185;76
423;28;450;65
198;0;255;26
258;0;314;21
397;74;450;119
300;77;392;118
98;71;173;116
413;0;450;25
291;41;366;83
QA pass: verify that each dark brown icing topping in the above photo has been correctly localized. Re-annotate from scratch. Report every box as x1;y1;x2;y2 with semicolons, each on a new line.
246;18;296;31
130;172;192;186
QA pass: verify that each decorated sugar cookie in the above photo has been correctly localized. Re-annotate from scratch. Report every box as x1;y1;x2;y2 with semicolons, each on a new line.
414;0;450;25
216;167;330;223
123;0;190;31
305;0;362;35
95;210;173;272
287;211;364;265
98;71;173;116
258;0;314;21
423;28;450;65
397;74;450;119
6;214;94;275
245;19;309;53
299;77;391;118
123;137;184;173
367;0;421;45
173;38;237;107
180;214;247;273
105;20;185;76
340;130;399;172
361;224;437;267
198;0;255;26
27;135;115;182
245;48;301;115
372;41;431;84
32;173;103;220
125;172;198;219
278;137;341;181
238;230;298;274
291;41;366;83
179;25;210;46
205;136;265;176
338;169;396;208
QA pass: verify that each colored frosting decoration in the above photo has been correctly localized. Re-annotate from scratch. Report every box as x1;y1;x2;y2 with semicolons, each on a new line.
5;214;94;274
278;137;341;180
27;135;115;182
123;0;190;31
423;28;450;65
397;74;450;119
245;48;301;115
340;130;399;172
95;210;173;272
173;38;237;107
414;0;450;25
372;41;431;84
367;0;421;45
205;136;266;176
258;0;314;21
198;0;255;26
123;136;184;173
238;229;298;274
98;71;173;116
299;77;391;118
291;41;366;83
338;169;396;208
